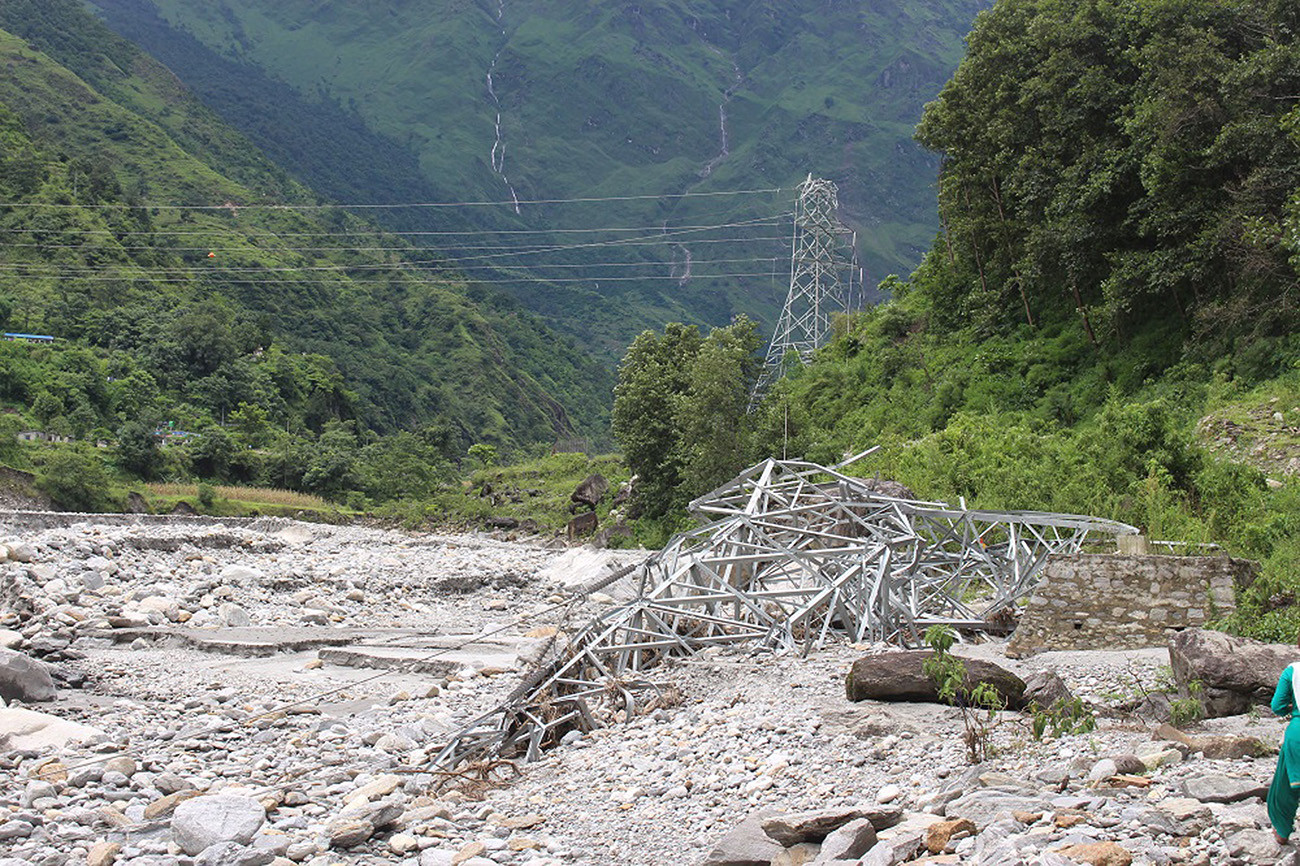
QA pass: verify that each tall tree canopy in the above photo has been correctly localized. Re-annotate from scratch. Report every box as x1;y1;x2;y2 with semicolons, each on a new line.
611;317;760;518
914;0;1300;346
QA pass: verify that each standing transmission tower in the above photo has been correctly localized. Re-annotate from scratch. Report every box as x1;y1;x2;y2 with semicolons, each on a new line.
749;175;858;410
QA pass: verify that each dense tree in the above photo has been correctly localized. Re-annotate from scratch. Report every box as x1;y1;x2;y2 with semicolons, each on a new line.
915;0;1300;345
36;449;115;511
612;318;760;518
115;421;160;479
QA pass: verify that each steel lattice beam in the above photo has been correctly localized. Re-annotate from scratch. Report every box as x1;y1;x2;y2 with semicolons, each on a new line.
750;176;855;410
432;458;1137;770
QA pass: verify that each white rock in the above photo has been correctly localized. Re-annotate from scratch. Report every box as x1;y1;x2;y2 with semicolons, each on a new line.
218;603;252;627
876;784;901;804
0;707;101;750
171;794;267;856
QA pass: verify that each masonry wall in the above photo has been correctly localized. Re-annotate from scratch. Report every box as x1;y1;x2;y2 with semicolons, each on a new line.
1006;554;1257;657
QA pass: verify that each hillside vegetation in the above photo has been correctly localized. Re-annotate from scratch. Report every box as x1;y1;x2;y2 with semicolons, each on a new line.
749;0;1300;641
89;0;989;354
0;1;612;463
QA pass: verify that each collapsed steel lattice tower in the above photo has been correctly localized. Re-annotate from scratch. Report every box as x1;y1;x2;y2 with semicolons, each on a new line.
750;176;855;410
432;457;1137;769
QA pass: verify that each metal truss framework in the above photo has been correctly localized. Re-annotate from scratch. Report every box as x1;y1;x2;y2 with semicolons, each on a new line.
433;457;1137;769
751;176;856;410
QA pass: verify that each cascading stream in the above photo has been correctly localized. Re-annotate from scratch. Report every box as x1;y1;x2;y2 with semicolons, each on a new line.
485;0;521;213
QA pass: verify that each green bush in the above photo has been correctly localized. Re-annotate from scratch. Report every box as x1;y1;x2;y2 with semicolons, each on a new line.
36;449;116;512
197;482;216;508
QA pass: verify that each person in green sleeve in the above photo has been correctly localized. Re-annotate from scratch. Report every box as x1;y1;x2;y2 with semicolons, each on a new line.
1270;649;1300;845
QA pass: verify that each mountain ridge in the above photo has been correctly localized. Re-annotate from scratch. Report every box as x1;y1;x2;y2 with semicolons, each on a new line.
0;1;612;453
88;0;990;354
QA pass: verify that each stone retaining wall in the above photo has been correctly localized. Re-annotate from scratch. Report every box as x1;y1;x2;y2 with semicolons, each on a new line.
1007;553;1257;657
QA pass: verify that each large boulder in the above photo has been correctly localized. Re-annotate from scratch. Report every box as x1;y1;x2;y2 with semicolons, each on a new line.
762;806;902;846
1022;670;1074;710
1168;628;1294;717
0;707;102;750
0;648;56;702
846;651;1028;709
701;810;783;866
566;511;598;539
172;794;266;856
570;474;609;509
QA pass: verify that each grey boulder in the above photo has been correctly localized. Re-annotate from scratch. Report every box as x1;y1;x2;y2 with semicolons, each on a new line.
701;810;783;866
0;648;56;703
1179;773;1268;804
172;794;267;856
846;651;1027;709
762;806;903;846
1168;628;1292;717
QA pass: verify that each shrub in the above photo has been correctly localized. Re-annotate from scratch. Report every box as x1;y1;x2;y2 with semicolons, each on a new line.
36;449;115;512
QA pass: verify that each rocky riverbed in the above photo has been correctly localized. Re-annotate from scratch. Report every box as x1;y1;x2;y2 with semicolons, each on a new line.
0;517;1294;865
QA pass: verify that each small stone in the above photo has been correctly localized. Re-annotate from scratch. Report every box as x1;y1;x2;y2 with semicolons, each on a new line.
87;841;121;866
0;820;31;843
1054;841;1133;866
1087;759;1118;781
147;789;203;820
154;772;194;795
389;833;420;855
22;779;56;806
103;756;137;777
452;842;486;864
218;603;252;627
343;774;403;806
327;818;374;849
926;818;976;854
876;784;901;804
7;542;36;562
496;813;546;830
30;758;67;783
818;817;877;861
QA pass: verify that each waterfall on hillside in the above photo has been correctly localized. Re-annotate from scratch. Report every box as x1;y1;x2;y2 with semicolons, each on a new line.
486;0;521;213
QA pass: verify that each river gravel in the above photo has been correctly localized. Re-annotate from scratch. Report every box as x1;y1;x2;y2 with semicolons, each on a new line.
0;517;1291;865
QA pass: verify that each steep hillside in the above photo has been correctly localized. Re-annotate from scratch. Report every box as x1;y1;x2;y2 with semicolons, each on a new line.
0;2;611;451
757;0;1300;641
88;0;988;354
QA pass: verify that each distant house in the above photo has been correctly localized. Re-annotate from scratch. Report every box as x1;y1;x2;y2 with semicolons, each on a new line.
17;431;72;444
3;333;55;343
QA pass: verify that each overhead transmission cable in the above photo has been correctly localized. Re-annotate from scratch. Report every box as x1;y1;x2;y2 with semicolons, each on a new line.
0;187;783;210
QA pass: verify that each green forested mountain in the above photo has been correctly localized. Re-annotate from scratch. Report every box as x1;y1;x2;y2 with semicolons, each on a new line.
0;1;611;458
85;0;989;354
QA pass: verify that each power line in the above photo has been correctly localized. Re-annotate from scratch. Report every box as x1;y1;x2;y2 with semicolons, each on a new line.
0;257;778;276
0;271;777;285
0;215;790;239
0;235;787;255
0;187;783;210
